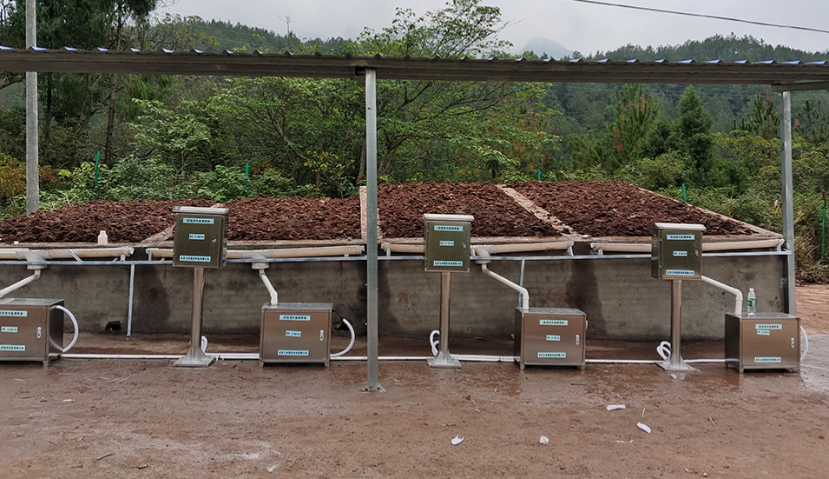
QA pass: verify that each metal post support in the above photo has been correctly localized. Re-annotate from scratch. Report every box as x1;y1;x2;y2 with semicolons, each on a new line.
428;272;461;368
126;263;135;338
658;280;696;371
780;91;797;316
25;0;38;214
174;267;215;367
364;68;382;390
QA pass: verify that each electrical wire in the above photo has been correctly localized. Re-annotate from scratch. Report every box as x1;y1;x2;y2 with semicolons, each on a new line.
561;0;829;35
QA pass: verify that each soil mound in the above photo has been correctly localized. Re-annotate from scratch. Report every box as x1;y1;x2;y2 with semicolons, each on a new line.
0;199;214;243
379;182;560;238
225;197;360;241
510;181;754;236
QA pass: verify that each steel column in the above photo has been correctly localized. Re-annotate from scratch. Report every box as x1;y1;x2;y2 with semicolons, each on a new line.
780;91;797;316
658;279;696;371
428;272;461;368
364;68;381;390
173;267;215;367
126;264;135;337
25;0;38;214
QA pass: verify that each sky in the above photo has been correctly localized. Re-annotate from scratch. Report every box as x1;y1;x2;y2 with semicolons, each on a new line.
157;0;829;57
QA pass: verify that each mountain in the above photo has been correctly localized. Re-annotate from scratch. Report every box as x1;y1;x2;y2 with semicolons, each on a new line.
520;37;573;60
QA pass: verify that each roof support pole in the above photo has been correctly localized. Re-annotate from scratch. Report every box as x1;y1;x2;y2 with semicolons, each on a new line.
780;91;796;315
25;0;39;214
364;68;381;391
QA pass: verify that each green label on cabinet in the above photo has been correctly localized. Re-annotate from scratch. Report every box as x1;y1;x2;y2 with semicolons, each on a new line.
540;319;568;326
538;352;566;359
754;357;781;363
278;350;309;356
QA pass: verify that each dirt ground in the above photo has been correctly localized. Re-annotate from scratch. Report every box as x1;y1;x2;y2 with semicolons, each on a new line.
0;285;827;478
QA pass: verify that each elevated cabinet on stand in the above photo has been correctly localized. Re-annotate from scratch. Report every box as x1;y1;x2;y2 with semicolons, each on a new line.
725;312;800;373
260;303;332;367
515;308;586;369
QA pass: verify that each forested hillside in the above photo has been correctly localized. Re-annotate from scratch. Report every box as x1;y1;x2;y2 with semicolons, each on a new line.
0;0;828;279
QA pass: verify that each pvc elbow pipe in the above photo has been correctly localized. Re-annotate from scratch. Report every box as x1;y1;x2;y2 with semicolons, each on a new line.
259;269;279;306
700;275;743;315
0;269;41;300
482;264;530;311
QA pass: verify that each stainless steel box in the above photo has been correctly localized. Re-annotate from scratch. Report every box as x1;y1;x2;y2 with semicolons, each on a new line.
651;223;705;280
260;303;332;367
0;298;64;365
424;214;473;273
514;308;586;369
172;206;228;269
725;312;800;373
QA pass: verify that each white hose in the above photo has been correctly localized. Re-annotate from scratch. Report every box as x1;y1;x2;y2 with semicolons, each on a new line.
330;318;355;357
801;325;809;362
430;330;440;356
53;305;79;353
656;341;671;360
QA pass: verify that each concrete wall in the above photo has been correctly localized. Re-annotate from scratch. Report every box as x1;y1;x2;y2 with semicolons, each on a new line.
0;252;785;341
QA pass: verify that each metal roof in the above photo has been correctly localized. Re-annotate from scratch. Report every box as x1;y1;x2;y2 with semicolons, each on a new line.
0;47;828;87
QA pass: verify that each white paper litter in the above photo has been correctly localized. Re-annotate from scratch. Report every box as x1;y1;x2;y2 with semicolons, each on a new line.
637;423;652;434
606;404;626;411
451;436;464;445
539;436;549;445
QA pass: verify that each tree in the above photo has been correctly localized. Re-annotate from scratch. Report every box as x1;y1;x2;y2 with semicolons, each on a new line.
0;0;158;166
674;85;715;185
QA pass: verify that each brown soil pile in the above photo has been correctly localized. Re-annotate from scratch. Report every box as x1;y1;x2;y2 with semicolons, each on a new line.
379;182;560;238
511;181;754;236
0;199;214;243
0;181;759;243
225;197;361;241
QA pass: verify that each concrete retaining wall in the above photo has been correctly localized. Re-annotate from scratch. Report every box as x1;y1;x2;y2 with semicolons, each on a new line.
0;251;785;341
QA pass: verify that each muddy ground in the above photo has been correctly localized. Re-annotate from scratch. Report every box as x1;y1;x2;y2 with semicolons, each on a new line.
1;285;827;478
0;181;755;243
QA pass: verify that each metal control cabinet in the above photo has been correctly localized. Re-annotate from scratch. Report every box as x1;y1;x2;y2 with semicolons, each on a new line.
651;223;705;280
725;312;800;373
0;298;64;365
514;308;586;369
424;214;474;273
260;303;332;367
172;206;229;269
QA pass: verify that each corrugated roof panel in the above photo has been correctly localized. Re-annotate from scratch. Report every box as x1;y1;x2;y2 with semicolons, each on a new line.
0;47;827;86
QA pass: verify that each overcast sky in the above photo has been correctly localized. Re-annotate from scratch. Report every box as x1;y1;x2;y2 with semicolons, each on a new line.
158;0;829;56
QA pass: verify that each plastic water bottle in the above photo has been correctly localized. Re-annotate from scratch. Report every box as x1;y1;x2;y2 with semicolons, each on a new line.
97;230;108;246
747;288;756;316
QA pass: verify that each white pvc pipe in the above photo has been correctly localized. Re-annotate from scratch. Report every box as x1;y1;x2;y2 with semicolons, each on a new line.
481;263;530;311
590;239;784;254
586;359;660;364
0;247;134;260
258;269;278;306
700;275;743;315
380;241;573;255
147;245;364;260
0;269;41;300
